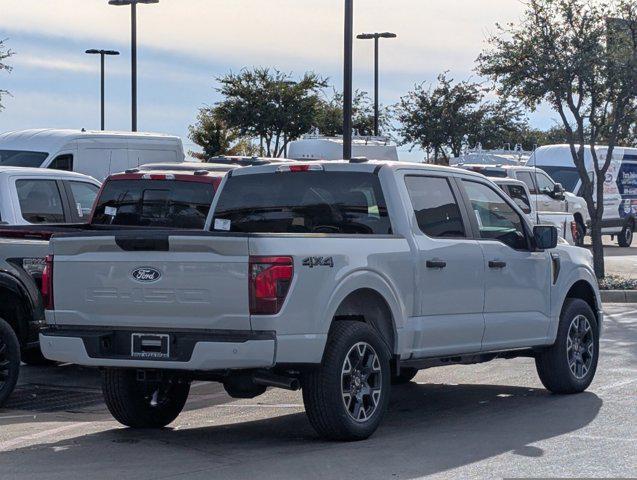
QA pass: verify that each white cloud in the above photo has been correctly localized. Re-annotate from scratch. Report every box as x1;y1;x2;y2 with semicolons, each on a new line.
11;54;97;74
0;0;525;74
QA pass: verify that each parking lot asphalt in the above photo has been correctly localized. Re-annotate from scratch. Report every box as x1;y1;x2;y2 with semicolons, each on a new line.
0;303;635;480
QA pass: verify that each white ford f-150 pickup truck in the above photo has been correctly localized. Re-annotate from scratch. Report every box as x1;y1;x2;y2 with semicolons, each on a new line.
40;160;602;440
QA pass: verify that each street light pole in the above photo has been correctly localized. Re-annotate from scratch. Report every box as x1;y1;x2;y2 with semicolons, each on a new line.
85;49;120;130
343;0;353;160
108;0;158;132
356;32;397;136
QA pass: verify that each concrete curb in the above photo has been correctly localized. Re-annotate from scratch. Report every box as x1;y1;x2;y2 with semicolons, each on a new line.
600;290;637;303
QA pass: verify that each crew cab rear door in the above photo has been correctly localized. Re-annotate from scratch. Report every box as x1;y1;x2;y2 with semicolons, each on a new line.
50;231;251;330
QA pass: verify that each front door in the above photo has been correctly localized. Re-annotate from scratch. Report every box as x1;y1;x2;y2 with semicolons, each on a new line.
459;179;552;350
403;173;486;357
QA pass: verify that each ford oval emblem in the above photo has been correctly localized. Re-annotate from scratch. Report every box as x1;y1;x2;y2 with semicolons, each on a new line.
131;267;162;283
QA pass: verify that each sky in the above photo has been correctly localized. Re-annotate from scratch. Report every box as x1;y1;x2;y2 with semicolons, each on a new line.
0;0;559;160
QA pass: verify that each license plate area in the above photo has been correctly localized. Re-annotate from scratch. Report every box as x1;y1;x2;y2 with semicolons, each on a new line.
131;333;170;359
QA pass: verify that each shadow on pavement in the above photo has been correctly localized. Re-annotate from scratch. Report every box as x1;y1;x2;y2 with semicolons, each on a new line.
0;381;603;480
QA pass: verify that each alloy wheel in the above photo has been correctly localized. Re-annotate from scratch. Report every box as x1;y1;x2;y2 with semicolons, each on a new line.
341;342;382;422
566;315;594;380
0;338;10;390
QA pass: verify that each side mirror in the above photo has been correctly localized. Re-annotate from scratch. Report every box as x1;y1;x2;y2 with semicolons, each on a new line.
553;183;565;198
534;225;558;250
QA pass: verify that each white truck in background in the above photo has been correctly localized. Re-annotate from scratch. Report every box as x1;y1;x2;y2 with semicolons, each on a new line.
528;144;637;247
287;133;399;161
0;129;185;182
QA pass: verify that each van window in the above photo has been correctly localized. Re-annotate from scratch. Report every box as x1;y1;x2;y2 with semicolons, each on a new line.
48;154;73;171
91;179;215;229
16;179;66;224
69;181;100;218
0;150;48;168
462;180;528;250
404;176;465;238
214;171;391;235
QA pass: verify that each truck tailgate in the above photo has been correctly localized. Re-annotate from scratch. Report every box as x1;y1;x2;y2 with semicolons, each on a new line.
50;232;251;330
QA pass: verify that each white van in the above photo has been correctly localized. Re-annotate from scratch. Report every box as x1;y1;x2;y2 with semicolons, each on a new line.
528;144;637;246
287;134;399;161
0;129;185;182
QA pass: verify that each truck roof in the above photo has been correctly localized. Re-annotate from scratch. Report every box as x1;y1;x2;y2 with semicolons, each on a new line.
227;159;487;180
0;166;99;182
0;129;182;154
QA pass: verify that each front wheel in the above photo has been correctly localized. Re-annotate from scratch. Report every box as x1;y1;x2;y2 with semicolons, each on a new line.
302;321;391;441
618;221;634;247
0;317;20;407
102;368;190;428
535;298;599;394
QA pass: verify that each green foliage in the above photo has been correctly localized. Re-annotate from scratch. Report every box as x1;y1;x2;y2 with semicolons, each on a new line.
477;0;636;278
314;90;390;137
395;73;529;163
188;108;258;159
0;38;14;111
214;68;327;157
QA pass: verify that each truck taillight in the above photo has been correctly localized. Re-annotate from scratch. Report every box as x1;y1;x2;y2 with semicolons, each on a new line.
41;255;54;310
249;256;293;315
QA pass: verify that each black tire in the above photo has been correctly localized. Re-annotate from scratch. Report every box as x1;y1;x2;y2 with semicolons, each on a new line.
102;368;190;428
618;221;634;247
21;347;55;366
0;317;21;407
535;298;599;394
302;321;391;441
391;367;418;385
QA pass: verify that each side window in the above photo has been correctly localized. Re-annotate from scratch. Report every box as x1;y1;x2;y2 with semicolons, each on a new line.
48;154;73;172
516;171;537;194
404;175;465;238
505;185;532;214
69;181;100;219
536;172;555;193
16;179;66;224
461;180;528;250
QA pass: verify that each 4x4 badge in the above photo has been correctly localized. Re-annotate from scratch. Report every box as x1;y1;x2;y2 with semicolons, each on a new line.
302;257;334;268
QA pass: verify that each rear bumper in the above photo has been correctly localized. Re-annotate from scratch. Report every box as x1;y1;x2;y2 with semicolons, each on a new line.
39;327;276;371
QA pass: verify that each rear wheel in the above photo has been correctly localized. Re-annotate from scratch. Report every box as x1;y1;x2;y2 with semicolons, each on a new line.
535;298;599;394
302;321;391;441
391;367;418;385
0;317;20;407
618;221;634;247
102;368;190;428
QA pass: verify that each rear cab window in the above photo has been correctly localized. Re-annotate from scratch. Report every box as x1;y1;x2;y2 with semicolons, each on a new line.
91;177;217;229
213;171;392;234
504;184;532;214
16;179;66;224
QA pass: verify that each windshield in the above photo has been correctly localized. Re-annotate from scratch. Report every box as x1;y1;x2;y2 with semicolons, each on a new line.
537;166;580;193
214;171;392;235
0;149;49;168
91;179;216;229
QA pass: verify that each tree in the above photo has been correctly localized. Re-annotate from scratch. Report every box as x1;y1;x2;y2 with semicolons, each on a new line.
395;73;528;163
215;68;327;157
314;90;390;137
478;0;637;278
188;108;258;159
0;39;14;111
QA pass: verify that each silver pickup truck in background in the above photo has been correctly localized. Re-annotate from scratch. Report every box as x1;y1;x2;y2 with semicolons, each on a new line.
40;161;603;440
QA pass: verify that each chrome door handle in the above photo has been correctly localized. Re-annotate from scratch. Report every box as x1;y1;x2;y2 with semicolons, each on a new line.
426;260;447;269
488;260;507;269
